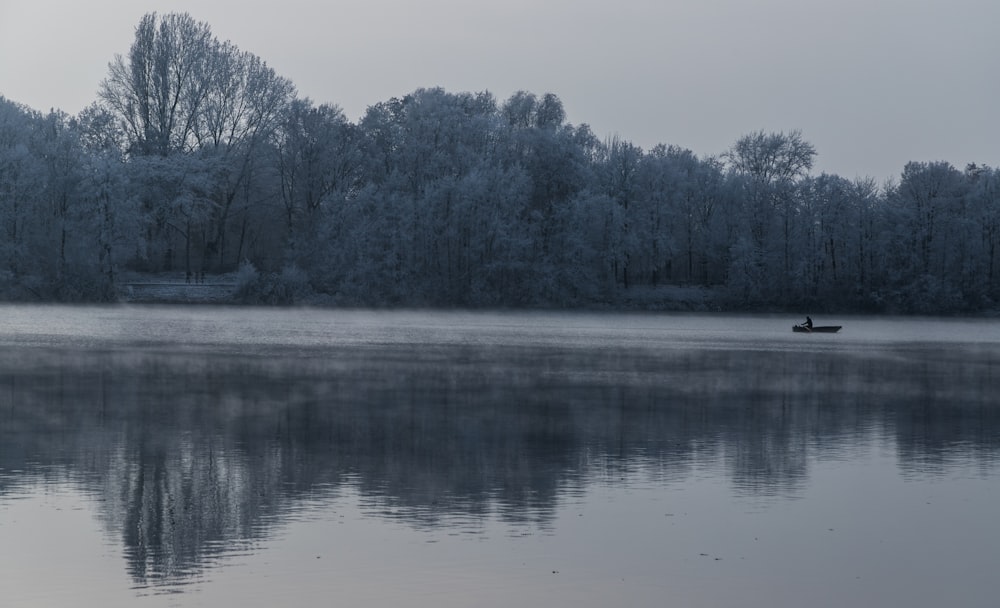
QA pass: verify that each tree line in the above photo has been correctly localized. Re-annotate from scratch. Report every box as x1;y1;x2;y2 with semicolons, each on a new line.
1;12;997;312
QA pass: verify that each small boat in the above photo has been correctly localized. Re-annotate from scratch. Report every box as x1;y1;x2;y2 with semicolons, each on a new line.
793;324;841;333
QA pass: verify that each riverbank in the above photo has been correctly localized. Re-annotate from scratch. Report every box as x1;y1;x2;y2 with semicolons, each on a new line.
4;269;996;316
119;272;239;304
117;273;725;311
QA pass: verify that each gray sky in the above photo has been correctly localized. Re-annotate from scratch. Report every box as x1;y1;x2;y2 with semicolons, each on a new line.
2;0;998;181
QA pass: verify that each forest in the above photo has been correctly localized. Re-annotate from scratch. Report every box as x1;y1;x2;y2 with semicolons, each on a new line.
1;12;998;313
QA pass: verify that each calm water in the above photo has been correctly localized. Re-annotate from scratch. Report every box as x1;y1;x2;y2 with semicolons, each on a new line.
0;305;998;607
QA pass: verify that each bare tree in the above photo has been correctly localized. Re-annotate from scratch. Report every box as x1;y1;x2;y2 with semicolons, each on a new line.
100;13;295;272
100;13;216;156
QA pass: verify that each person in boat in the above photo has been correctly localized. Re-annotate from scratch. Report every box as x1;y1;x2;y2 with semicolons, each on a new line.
804;316;813;329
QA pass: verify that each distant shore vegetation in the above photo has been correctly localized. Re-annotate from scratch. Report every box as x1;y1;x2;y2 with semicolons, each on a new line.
1;12;997;313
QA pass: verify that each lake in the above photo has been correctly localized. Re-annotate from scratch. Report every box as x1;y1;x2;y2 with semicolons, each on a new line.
0;306;998;607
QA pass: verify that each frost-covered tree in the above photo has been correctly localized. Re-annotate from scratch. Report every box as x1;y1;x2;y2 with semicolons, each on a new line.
725;130;816;304
631;145;725;286
796;174;865;305
276;100;358;244
501;91;537;129
124;152;218;278
35;111;87;291
0;98;45;284
347;88;527;304
597;136;641;288
888;161;968;310
76;103;142;295
965;165;1000;302
0;99;120;299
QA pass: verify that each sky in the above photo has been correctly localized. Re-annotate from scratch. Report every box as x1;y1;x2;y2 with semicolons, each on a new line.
1;0;998;182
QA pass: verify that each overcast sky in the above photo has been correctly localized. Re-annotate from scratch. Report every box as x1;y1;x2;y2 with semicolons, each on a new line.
2;0;998;181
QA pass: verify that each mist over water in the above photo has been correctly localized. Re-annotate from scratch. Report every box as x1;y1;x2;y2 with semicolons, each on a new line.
1;306;998;607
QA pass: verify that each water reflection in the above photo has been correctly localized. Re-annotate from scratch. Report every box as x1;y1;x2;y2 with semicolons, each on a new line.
1;338;998;591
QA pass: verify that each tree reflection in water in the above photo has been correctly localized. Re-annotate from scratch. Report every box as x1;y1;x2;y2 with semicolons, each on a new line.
0;341;997;588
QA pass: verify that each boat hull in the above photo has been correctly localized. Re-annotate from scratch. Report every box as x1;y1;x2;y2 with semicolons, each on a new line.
793;325;841;333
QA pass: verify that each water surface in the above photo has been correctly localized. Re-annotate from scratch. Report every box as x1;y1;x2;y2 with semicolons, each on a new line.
1;306;998;607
